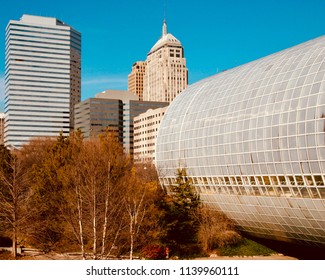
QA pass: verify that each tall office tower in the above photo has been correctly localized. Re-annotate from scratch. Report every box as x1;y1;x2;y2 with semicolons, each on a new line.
4;15;81;148
143;20;188;103
128;61;146;100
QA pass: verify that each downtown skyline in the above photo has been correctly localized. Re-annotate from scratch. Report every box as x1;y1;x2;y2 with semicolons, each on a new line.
1;0;325;110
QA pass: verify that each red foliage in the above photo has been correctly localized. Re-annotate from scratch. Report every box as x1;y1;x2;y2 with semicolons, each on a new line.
140;244;167;260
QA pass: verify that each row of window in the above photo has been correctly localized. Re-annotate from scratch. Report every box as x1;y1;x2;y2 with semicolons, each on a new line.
8;23;72;35
6;58;71;68
162;174;325;199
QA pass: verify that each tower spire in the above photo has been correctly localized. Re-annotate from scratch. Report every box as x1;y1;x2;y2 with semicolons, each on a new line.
162;20;167;36
162;0;167;36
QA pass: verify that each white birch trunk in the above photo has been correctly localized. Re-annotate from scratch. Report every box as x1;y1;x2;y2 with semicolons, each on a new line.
127;192;146;260
92;180;97;259
12;223;17;259
101;162;110;257
129;213;134;260
76;185;85;260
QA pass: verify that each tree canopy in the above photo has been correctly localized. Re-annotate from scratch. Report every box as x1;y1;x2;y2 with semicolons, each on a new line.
0;136;239;259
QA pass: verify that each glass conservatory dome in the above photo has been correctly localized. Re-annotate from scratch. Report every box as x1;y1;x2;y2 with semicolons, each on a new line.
156;35;325;247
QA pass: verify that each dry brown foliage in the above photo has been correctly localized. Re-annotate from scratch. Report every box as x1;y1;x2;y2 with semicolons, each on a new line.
198;206;241;253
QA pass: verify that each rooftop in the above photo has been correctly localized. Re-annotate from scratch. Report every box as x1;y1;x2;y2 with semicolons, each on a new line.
149;20;182;54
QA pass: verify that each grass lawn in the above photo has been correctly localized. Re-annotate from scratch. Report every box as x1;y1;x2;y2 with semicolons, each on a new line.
217;238;276;256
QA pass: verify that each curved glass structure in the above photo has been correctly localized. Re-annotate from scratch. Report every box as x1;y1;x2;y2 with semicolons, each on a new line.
156;36;325;246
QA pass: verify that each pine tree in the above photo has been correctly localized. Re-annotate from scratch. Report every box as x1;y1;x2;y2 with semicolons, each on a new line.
159;168;201;257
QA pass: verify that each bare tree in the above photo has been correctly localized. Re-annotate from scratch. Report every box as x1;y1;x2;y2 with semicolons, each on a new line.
0;151;31;258
61;163;87;259
1;133;162;259
122;165;159;260
60;132;130;259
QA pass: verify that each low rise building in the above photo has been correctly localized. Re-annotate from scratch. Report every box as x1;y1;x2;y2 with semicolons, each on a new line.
133;106;168;163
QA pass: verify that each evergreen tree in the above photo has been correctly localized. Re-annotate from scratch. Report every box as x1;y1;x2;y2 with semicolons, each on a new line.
158;168;201;257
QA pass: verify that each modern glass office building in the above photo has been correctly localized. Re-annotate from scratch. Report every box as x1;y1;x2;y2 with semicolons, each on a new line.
75;90;168;156
156;36;325;247
4;15;81;148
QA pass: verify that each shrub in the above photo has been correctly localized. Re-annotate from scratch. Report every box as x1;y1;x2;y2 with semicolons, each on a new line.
209;230;242;249
140;244;166;260
198;206;242;252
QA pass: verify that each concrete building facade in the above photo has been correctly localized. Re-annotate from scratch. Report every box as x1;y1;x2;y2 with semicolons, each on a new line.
133;106;168;163
4;14;81;148
143;21;188;103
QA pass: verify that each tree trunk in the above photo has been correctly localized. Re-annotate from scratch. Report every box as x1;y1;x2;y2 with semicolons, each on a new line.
101;163;110;257
76;186;85;260
12;186;17;259
126;191;146;260
12;226;17;259
92;182;97;259
129;215;134;260
107;220;123;257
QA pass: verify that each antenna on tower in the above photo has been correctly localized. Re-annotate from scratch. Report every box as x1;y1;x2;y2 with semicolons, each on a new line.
162;0;168;36
164;0;167;22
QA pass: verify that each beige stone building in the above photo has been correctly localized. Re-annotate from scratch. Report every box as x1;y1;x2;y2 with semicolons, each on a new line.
133;106;168;163
143;21;188;103
128;61;146;100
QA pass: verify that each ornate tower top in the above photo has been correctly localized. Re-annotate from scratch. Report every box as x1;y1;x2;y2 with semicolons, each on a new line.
149;20;182;54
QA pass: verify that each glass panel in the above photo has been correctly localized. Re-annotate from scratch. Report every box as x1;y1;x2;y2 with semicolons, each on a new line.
304;176;314;186
314;175;324;186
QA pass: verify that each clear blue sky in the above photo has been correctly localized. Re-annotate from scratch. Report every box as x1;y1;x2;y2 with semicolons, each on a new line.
1;0;325;110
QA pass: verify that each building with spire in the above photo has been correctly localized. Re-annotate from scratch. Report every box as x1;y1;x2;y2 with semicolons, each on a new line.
143;20;188;103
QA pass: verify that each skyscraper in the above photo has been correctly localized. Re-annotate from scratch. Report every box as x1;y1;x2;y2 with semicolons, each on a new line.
143;20;188;103
4;14;81;148
128;61;146;100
